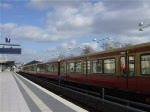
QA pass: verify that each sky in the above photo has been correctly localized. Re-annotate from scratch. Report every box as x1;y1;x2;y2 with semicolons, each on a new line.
0;0;150;63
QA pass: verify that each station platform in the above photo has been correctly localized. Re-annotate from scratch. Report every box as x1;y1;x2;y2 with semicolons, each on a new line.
0;71;88;112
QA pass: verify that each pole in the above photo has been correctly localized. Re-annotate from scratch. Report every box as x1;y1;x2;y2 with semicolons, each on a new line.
1;62;2;72
102;88;105;99
125;51;128;89
86;57;88;81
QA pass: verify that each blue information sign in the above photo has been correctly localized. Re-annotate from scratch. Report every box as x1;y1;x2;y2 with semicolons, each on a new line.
0;48;21;54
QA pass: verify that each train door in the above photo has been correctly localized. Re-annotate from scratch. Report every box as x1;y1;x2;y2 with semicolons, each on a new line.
119;51;136;90
58;60;61;85
60;61;67;81
83;59;91;83
58;60;60;77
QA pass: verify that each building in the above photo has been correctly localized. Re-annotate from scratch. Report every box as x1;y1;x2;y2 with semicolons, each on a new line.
0;60;15;72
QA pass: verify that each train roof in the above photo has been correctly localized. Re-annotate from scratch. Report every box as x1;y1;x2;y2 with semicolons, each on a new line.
23;60;42;67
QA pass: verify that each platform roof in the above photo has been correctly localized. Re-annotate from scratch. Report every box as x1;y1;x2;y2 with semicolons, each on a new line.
24;60;42;66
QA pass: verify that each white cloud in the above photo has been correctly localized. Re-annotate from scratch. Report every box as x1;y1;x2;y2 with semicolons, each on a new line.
27;0;84;10
82;42;98;51
45;40;100;57
44;1;150;43
2;0;149;63
0;3;12;9
1;1;150;44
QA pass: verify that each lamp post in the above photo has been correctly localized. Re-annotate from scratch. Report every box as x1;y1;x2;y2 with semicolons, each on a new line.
0;33;2;43
93;37;112;50
0;33;3;72
139;22;150;31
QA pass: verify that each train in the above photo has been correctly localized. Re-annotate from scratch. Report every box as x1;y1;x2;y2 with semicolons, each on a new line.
20;42;150;104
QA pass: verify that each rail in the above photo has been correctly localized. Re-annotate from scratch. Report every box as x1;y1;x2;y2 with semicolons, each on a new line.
61;83;150;111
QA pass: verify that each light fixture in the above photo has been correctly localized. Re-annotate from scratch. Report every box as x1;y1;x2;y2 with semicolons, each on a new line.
139;22;144;26
93;38;96;41
108;37;111;40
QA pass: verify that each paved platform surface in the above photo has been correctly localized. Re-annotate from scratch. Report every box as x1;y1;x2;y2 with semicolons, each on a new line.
0;71;88;112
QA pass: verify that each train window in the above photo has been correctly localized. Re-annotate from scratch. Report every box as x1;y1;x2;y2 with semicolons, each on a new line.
37;66;40;72
39;65;45;72
67;62;70;73
129;56;135;76
60;63;63;73
93;60;102;74
53;64;58;72
104;59;115;74
33;66;36;72
47;64;53;72
141;55;150;75
70;63;75;72
31;66;36;72
60;62;66;73
31;67;34;71
75;62;82;73
83;61;91;74
120;57;126;75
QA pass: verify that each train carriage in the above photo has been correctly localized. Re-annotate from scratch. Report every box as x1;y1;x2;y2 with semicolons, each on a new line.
59;42;150;103
21;42;150;103
46;61;59;79
37;61;59;80
36;63;46;76
22;64;37;75
63;42;150;93
65;57;87;83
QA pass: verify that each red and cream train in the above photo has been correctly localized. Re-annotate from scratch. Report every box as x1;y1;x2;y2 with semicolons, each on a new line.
21;42;150;103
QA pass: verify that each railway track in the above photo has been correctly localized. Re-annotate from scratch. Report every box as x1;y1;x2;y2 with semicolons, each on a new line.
18;72;150;112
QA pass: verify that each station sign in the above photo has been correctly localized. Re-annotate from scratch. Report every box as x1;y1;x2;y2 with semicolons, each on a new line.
0;48;21;54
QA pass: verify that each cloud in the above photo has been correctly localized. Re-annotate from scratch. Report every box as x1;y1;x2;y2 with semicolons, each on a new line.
82;42;98;51
1;1;150;44
2;0;149;63
27;0;85;9
45;40;100;57
30;0;150;43
0;3;12;9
